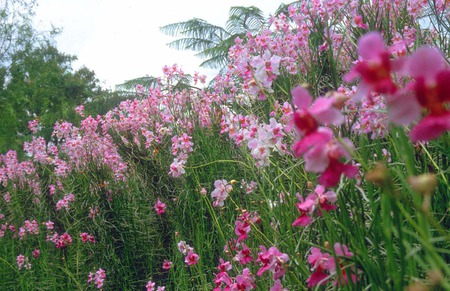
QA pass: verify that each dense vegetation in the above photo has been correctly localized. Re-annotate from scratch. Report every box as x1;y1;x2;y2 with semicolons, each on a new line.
1;0;449;290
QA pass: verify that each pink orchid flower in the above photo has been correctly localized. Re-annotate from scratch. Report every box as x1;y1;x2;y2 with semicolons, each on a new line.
403;47;450;142
345;31;399;100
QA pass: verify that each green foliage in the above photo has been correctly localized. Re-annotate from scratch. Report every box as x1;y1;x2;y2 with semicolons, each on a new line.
0;42;105;153
1;1;450;290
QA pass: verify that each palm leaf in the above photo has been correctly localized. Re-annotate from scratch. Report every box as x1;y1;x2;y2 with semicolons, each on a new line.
226;6;266;35
116;76;160;91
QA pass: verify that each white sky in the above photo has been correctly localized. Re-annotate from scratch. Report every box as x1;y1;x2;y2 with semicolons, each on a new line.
34;0;285;90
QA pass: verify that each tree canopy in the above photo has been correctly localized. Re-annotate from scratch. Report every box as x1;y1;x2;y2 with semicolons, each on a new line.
0;0;106;153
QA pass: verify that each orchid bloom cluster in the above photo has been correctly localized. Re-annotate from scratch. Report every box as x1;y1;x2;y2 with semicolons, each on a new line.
306;243;356;288
0;150;40;195
146;280;166;291
154;199;167;215
240;179;258;194
292;185;338;227
234;211;260;243
100;66;224;178
47;232;73;248
177;240;200;266
0;224;6;238
18;219;39;239
219;108;290;167
345;31;450;142
162;259;173;270
55;193;75;211
213;245;289;291
169;133;193;177
291;86;358;187
87;268;106;289
80;232;96;243
248;50;282;99
211;179;233;207
214;266;256;291
256;246;289;285
17;254;31;270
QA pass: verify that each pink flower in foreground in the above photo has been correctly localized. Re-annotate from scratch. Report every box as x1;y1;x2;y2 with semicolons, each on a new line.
48;232;72;248
3;192;10;203
217;258;232;273
345;31;399;100
403;47;450;141
332;243;358;286
291;86;344;138
315;185;338;213
296;127;358;187
45;221;54;230
213;271;233;291
75;105;85;117
28;119;40;133
154;199;166;215
177;240;193;255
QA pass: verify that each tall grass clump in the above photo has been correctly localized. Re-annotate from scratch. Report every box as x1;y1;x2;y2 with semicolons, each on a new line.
1;0;449;290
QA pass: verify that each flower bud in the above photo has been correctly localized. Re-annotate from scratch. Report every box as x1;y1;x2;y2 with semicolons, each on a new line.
330;92;349;109
407;174;437;196
365;162;388;185
428;269;443;286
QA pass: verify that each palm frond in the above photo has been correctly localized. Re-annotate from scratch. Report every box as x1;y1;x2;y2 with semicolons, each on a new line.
226;6;266;35
274;2;302;17
198;53;229;70
160;18;229;40
116;76;160;91
166;37;218;52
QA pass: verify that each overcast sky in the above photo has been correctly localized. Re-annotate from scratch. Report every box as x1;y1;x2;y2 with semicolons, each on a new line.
34;0;285;90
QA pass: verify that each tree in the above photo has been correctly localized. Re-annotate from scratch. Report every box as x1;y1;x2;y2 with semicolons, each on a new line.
160;6;266;70
0;0;54;67
0;42;104;152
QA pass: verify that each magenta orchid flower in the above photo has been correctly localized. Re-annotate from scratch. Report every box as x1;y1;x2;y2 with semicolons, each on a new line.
306;248;331;287
162;259;173;270
256;246;289;280
403;47;450;142
185;250;199;266
306;244;357;288
293;185;338;227
232;268;256;291
235;243;254;265
291;86;344;137
154;199;166;215
345;31;399;100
